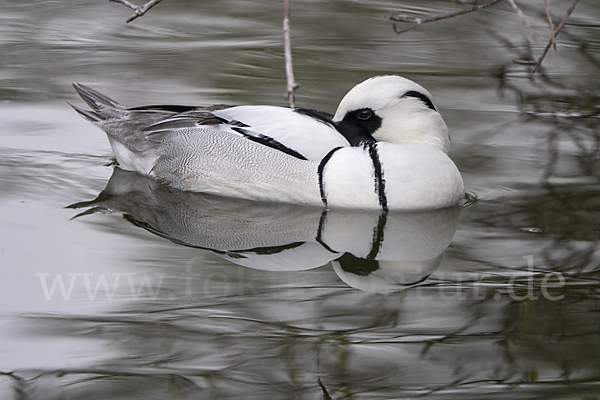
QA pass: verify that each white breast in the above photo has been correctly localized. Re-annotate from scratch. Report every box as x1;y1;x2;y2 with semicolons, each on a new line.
320;147;381;209
319;143;464;210
377;143;464;210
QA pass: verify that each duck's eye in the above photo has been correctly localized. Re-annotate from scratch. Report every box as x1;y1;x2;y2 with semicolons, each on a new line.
357;109;373;121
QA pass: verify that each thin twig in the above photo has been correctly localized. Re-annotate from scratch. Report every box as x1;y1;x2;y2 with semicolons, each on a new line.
514;0;580;73
390;0;536;38
389;0;504;34
543;0;557;51
109;0;163;23
283;0;299;109
505;0;538;39
532;0;579;73
318;378;333;400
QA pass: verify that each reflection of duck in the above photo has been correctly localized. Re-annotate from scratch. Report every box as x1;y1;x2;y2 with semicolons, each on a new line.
71;76;464;211
69;169;462;293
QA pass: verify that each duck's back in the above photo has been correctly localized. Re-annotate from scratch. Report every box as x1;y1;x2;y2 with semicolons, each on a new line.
212;106;349;161
151;127;324;206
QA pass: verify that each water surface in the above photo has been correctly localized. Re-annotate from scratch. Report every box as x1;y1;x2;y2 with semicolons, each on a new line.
1;0;599;398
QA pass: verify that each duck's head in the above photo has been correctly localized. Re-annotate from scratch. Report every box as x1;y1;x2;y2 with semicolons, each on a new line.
333;75;450;153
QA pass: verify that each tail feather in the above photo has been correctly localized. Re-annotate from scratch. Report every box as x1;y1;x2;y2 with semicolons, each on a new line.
68;102;101;122
72;83;124;111
71;83;178;174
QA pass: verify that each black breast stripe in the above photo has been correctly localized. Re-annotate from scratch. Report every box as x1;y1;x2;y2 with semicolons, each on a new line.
315;210;339;254
366;212;387;260
231;127;307;160
364;142;388;213
336;253;380;276
317;147;343;206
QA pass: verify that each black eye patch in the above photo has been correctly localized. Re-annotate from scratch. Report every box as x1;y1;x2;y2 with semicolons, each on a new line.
402;90;437;111
335;108;382;146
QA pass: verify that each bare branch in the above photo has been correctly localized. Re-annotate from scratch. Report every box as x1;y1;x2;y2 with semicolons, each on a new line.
390;0;537;39
531;0;579;73
389;0;579;75
389;0;504;34
283;0;300;109
109;0;163;23
514;0;580;73
505;0;538;39
543;0;557;51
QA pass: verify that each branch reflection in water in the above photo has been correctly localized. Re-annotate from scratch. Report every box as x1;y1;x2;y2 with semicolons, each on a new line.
68;168;462;294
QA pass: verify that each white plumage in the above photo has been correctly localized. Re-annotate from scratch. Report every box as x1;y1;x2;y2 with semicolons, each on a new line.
68;168;464;292
334;75;451;152
71;75;464;211
213;106;349;161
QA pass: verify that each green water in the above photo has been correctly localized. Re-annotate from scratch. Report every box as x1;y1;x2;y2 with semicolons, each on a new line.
1;0;599;398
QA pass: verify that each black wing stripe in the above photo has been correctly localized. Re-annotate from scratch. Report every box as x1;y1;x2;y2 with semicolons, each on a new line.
227;119;250;128
294;108;336;127
231;127;308;160
128;104;198;113
228;241;305;255
128;104;233;113
317;147;343;206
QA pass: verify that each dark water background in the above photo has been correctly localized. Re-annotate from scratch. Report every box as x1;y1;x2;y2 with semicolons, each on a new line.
1;0;599;398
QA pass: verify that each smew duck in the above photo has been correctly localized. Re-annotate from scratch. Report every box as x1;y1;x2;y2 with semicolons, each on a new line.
71;75;464;211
